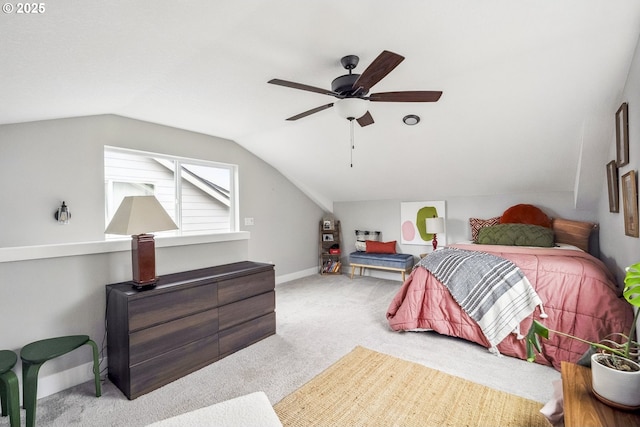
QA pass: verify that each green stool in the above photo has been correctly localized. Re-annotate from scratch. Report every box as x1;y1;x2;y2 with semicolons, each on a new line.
0;350;20;427
21;335;101;427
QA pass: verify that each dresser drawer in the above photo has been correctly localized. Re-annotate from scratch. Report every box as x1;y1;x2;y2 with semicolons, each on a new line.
129;334;219;399
218;270;274;305
129;308;218;366
219;312;276;357
128;283;217;331
218;291;275;331
107;262;275;400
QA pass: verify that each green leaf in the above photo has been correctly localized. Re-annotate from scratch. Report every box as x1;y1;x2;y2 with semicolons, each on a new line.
624;263;640;308
525;320;549;362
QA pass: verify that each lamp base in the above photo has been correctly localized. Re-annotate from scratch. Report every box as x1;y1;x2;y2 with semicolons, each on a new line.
432;234;438;251
131;234;157;290
132;281;157;291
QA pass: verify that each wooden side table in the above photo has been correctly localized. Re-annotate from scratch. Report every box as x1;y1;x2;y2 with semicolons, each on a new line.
561;361;640;427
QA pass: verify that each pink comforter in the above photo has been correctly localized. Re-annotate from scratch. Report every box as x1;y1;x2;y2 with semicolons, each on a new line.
386;244;634;370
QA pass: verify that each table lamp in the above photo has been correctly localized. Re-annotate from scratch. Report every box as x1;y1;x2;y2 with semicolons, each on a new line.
425;217;445;251
105;195;178;289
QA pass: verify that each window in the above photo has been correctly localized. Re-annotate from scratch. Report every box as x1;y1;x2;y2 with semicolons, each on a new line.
104;147;237;236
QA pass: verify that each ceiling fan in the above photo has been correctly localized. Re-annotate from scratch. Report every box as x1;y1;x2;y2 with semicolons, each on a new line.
268;50;442;127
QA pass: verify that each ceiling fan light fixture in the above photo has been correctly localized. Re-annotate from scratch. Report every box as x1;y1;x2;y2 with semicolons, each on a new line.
403;114;420;125
334;98;368;120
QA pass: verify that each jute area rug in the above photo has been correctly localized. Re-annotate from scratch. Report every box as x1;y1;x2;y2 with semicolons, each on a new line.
274;346;550;427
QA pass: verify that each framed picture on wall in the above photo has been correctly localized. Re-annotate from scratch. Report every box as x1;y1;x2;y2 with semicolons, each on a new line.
322;233;334;242
616;102;629;167
622;170;638;237
606;160;619;213
400;200;446;246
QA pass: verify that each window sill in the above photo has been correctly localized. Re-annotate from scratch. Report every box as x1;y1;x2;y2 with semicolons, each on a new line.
0;232;250;263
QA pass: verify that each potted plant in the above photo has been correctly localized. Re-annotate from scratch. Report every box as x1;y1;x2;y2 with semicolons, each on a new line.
526;262;640;408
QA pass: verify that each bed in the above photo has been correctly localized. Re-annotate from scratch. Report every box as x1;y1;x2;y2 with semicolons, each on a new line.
386;204;635;370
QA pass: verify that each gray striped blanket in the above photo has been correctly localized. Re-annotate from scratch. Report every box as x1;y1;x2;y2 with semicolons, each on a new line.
417;247;545;351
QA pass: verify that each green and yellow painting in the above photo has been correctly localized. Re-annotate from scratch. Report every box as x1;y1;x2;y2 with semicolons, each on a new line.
400;201;446;245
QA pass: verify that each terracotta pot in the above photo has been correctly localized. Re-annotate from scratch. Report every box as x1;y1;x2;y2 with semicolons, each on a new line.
591;353;640;409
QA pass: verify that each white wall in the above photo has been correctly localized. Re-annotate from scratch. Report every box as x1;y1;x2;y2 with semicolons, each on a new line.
335;192;597;279
6;48;640;395
0;115;324;397
597;32;640;283
335;33;640;285
335;32;640;282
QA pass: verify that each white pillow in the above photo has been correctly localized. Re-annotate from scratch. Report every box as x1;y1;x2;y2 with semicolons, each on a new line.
355;230;380;251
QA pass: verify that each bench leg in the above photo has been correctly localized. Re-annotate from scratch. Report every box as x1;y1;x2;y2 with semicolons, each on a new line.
350;266;355;279
0;370;19;427
401;271;405;281
359;267;364;276
87;339;102;398
22;361;41;427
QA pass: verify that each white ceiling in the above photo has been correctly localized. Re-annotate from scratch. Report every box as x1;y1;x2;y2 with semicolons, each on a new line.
2;1;640;212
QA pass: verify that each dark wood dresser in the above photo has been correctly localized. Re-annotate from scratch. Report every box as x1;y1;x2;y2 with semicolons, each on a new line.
106;261;275;399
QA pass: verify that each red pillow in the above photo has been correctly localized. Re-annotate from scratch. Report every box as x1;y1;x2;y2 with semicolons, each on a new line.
500;204;552;228
365;240;396;254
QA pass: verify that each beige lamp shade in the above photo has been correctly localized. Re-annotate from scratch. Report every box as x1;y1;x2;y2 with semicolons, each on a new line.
105;195;178;236
425;217;445;234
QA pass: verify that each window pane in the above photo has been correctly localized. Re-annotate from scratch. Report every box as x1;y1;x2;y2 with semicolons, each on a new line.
104;149;177;228
112;182;154;213
104;147;236;236
180;162;231;234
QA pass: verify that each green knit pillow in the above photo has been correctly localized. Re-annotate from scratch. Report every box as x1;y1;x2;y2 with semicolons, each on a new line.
476;223;554;247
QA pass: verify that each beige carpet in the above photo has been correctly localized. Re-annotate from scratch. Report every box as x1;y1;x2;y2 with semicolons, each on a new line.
274;346;550;427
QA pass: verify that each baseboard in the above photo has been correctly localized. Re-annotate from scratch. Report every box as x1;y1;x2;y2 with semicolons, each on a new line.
33;358;104;400
275;267;317;284
35;266;343;399
276;266;405;284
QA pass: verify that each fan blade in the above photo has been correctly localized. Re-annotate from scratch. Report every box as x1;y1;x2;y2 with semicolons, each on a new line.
286;103;334;121
268;79;339;97
356;111;374;127
369;91;443;102
352;50;405;93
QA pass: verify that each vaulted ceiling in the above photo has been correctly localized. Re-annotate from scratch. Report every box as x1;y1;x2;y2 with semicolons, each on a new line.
2;1;640;212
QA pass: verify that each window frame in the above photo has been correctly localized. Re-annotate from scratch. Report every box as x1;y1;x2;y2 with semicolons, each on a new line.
104;146;239;236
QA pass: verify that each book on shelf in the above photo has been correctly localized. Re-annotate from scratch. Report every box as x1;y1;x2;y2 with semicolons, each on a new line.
322;260;341;273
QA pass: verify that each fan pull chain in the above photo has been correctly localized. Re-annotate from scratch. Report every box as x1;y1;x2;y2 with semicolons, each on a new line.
350;119;355;168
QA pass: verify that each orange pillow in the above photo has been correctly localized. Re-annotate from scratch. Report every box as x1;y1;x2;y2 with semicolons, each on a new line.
500;204;552;228
366;240;396;254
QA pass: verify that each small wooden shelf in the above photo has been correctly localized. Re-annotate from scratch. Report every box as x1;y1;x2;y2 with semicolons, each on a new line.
319;220;342;275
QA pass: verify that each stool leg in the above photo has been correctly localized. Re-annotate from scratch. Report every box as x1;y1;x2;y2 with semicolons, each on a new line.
0;377;6;416
86;339;101;397
22;361;42;427
0;371;20;427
